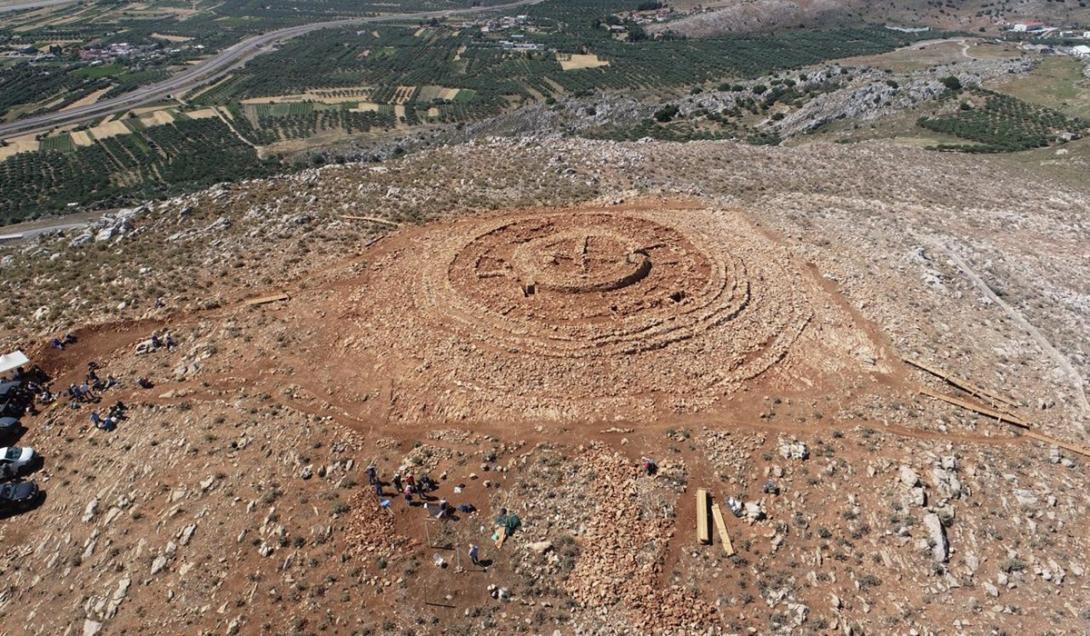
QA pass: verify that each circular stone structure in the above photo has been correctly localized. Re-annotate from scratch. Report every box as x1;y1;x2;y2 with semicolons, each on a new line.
433;213;748;358
348;204;819;420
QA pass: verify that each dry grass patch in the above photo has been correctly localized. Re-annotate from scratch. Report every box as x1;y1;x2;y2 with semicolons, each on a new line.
186;108;220;120
60;87;111;112
416;85;460;101
141;110;175;126
150;33;193;43
71;130;94;147
392;85;416;104
0;134;38;160
88;119;131;140
557;53;609;71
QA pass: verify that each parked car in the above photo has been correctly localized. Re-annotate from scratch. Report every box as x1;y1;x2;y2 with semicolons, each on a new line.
0;416;20;434
0;480;40;513
0;446;35;479
1;398;27;418
0;381;21;398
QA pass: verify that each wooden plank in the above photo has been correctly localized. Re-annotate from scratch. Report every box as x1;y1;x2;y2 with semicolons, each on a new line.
918;388;1028;428
904;357;1018;408
341;215;400;227
244;293;289;307
710;502;734;557
919;388;1090;459
1023;430;1090;459
696;488;710;544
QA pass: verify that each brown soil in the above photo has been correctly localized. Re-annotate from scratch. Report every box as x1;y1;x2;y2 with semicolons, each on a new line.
300;200;881;424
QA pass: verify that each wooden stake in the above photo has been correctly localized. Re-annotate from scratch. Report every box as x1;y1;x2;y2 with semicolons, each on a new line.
1022;430;1090;460
341;215;400;227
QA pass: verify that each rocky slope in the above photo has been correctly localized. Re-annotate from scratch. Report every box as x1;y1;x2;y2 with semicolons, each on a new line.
1;136;1089;634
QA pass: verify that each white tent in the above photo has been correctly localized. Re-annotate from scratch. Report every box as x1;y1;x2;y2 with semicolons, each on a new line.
0;351;29;374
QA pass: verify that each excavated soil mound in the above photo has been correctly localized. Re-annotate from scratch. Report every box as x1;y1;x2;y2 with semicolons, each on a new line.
329;201;878;421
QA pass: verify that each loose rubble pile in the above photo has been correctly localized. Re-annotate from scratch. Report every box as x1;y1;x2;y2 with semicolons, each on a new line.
563;446;715;632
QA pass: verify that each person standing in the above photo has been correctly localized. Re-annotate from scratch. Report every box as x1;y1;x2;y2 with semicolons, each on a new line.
366;464;377;486
468;544;479;566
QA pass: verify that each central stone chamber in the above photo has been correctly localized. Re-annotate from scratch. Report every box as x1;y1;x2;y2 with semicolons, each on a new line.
511;229;652;295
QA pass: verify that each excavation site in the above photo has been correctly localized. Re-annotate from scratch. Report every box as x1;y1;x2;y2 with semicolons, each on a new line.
285;201;880;423
2;138;1089;635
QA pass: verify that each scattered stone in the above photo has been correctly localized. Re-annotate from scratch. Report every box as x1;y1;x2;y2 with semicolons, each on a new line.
744;501;766;522
526;541;553;554
899;466;920;488
83;498;98;523
1013;489;1038;507
778;439;809;461
923;513;949;563
179;524;197;546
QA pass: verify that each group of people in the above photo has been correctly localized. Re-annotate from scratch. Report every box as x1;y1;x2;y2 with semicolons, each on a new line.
85;363;119;392
49;334;77;350
2;365;50;417
65;362;120;408
89;401;127;432
42;335;142;432
367;464;479;518
148;332;177;353
363;462;532;574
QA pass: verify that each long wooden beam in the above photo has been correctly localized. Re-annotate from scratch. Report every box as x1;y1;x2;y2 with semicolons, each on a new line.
904;357;1019;409
244;293;290;307
919;388;1090;458
1022;430;1090;459
710;502;734;557
696;489;710;545
918;388;1028;428
341;215;400;227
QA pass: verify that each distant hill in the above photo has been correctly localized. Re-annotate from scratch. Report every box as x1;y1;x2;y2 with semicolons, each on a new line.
648;0;1090;38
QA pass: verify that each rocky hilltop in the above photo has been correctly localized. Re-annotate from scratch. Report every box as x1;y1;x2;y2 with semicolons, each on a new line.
1;137;1088;634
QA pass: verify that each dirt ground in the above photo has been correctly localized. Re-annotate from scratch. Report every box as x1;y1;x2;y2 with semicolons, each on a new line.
1;138;1090;634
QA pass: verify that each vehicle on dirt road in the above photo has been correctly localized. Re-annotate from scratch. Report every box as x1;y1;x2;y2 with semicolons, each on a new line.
0;447;36;480
0;481;41;513
0;416;21;435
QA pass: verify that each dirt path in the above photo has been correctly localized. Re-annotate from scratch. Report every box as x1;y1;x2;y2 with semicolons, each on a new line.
213;107;256;149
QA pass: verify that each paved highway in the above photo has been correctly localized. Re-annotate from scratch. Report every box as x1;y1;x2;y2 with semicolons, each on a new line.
0;0;541;140
0;0;81;14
